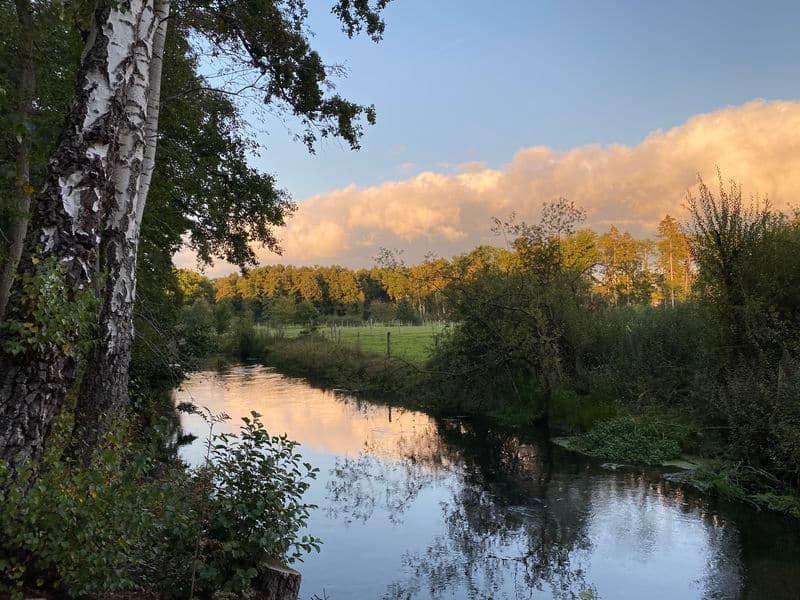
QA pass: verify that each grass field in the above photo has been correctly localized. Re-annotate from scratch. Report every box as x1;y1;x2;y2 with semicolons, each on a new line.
257;322;447;363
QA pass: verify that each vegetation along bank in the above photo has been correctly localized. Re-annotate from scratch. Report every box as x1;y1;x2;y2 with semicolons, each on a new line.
185;183;800;518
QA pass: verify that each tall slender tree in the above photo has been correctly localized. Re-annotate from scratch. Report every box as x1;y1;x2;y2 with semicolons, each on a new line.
656;214;690;307
0;0;159;468
72;0;172;457
0;0;392;469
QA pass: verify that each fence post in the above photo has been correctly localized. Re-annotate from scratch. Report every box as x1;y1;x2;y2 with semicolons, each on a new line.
386;331;391;358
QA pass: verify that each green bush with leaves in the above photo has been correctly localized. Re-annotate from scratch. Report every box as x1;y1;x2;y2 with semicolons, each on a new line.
0;408;320;598
220;309;272;361
179;297;219;360
193;410;320;593
0;432;199;598
571;417;688;465
0;255;97;357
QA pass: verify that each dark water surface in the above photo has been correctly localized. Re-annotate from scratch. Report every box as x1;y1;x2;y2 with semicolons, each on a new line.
175;365;800;600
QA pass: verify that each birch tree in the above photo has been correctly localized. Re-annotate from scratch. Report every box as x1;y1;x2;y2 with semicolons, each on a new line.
72;0;391;455
0;0;392;468
0;0;159;468
71;0;171;459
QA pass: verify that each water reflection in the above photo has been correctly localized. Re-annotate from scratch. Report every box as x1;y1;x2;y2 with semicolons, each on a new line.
175;366;800;600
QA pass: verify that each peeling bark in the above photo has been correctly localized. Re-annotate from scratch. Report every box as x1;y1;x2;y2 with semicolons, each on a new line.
137;0;170;220
0;0;36;320
0;0;156;470
72;0;169;458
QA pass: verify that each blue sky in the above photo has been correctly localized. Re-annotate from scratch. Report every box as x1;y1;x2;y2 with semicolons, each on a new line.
180;0;800;272
246;0;800;201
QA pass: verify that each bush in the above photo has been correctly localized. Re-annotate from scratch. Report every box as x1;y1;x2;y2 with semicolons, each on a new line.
179;298;218;358
395;298;421;325
194;411;320;592
0;409;320;598
368;301;397;323
571;417;688;465
0;433;199;598
578;304;706;408
711;356;800;483
222;311;270;361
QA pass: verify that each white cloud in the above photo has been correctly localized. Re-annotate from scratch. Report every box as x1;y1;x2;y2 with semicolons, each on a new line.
176;99;800;273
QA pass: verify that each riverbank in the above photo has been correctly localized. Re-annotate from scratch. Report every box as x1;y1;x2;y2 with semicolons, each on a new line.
231;331;617;429
242;332;800;519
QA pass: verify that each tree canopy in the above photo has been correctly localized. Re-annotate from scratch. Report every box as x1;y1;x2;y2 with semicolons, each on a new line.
0;0;392;468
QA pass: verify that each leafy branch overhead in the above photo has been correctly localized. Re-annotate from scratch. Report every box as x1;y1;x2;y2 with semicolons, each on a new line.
182;0;390;151
0;0;394;475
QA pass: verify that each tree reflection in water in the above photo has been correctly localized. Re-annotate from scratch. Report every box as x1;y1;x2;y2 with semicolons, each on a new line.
324;415;752;600
326;452;434;525
325;407;455;525
177;370;800;600
380;421;597;600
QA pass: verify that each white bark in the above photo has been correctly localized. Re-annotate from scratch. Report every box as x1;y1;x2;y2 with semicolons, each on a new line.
104;0;158;342
73;0;171;458
137;0;170;224
40;0;152;281
0;0;161;469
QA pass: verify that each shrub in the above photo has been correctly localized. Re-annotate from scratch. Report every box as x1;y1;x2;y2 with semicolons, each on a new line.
571;417;688;465
192;410;320;593
0;434;199;598
578;304;706;408
222;311;270;360
368;300;397;323
179;298;218;358
0;409;320;598
711;356;800;483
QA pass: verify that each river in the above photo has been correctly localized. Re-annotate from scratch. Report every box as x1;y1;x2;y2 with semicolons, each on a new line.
174;365;799;600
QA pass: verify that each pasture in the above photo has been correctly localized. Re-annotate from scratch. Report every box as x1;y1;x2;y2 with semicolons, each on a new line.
258;322;447;363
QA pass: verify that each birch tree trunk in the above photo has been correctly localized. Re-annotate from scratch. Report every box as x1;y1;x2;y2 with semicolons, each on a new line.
0;0;36;320
72;0;169;458
0;0;155;470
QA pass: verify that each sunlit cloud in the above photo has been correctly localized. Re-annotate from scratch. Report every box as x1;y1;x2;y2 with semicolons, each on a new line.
177;99;800;275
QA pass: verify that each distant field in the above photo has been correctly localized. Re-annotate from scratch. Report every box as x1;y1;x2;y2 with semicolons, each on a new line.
257;322;447;363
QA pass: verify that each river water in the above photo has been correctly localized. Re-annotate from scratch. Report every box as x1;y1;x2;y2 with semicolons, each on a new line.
174;365;800;600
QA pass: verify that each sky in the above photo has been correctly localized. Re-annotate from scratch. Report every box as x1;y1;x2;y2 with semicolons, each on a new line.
178;0;800;275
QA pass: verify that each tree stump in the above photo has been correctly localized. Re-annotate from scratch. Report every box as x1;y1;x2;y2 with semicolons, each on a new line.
254;559;302;600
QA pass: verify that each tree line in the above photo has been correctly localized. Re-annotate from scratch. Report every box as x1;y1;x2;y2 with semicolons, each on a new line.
178;212;693;324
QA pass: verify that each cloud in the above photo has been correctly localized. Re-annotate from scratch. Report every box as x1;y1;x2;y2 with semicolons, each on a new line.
178;99;800;274
282;220;347;260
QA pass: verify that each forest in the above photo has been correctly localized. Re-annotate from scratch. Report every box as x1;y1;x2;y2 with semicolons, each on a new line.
196;212;692;322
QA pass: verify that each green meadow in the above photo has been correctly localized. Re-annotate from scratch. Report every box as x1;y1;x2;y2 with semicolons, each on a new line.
257;323;447;363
